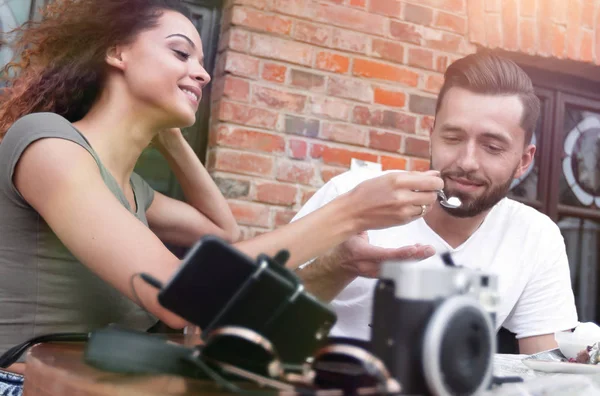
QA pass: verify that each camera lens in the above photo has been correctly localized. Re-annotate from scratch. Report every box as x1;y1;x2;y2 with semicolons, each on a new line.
439;307;492;394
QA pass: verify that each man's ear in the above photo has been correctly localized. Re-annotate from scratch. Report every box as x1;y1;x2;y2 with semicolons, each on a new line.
514;144;536;179
105;46;126;71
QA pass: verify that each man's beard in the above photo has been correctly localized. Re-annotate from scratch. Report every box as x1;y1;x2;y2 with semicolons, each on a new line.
438;167;518;218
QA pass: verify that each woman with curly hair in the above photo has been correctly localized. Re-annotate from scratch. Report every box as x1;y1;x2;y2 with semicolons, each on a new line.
0;0;441;391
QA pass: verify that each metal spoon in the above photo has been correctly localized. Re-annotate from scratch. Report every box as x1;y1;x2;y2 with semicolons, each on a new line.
437;190;461;209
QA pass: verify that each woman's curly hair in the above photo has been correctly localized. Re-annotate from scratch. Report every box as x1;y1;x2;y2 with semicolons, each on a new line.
0;0;191;140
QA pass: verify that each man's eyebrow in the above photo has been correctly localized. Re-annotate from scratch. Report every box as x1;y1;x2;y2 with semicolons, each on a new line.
440;123;465;132
481;131;512;145
166;33;196;49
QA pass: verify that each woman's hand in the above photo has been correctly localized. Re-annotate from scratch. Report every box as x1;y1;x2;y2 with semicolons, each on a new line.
346;170;443;232
152;127;185;154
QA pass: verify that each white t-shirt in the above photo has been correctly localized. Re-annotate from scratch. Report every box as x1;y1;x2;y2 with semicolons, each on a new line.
292;169;579;341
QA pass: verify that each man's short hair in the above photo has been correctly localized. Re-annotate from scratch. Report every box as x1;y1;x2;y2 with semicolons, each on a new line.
435;51;541;145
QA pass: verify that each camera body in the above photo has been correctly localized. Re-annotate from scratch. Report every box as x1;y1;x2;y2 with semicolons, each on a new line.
371;257;498;396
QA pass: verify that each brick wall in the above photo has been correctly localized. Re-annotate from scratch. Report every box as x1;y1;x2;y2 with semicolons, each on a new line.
208;0;600;238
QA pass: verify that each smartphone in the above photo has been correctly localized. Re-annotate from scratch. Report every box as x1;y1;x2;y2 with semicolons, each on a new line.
157;235;337;364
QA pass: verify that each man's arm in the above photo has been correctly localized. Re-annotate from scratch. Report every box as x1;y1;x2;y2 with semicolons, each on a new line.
518;334;558;355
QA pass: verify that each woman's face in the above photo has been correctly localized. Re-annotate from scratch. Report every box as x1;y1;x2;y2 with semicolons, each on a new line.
111;10;210;128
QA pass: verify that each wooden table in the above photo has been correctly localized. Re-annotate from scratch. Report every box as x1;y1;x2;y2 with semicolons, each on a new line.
22;341;234;396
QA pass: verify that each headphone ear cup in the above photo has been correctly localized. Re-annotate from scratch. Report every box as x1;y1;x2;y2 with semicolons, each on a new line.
201;327;281;378
84;327;201;378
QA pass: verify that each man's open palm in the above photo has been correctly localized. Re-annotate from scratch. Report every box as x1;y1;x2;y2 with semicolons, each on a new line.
338;232;436;278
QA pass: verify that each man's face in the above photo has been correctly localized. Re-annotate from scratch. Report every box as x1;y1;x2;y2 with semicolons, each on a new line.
430;87;535;218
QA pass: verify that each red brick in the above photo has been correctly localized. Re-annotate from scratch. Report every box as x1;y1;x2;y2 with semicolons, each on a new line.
225;52;260;78
316;51;350;73
310;97;352;120
404;136;430;158
426;31;463;52
289;139;308;159
581;29;593;63
232;0;268;9
310;143;325;159
371;39;405;64
389;21;422;44
436;55;449;72
519;19;536;54
262;63;287;83
353;106;416;133
272;0;315;18
290;70;326;91
314;3;387;36
331;29;368;53
368;130;402;152
256;182;298;206
404;4;433;26
484;0;500;12
551;0;568;25
353;59;419;86
484;14;502;49
349;0;366;8
369;0;401;18
373;87;406;107
425;74;444;93
301;188;317;204
539;0;553;55
566;1;582;60
408;47;434;70
552;25;566;58
231;7;292;35
229;201;271;228
293;21;331;46
501;0;519;51
225;28;250;52
596;10;600;62
417;0;464;14
467;0;485;44
320;122;367;146
223;75;251;102
419;116;435;135
316;146;378;167
409;158;430;171
252;86;306;112
209;149;274;176
250;34;313;66
520;0;535;17
434;11;466;34
327;76;373;103
276;161;315;185
218;100;278;129
381;156;407;171
321;166;347;183
214;126;285;153
274;209;298;227
582;0;594;28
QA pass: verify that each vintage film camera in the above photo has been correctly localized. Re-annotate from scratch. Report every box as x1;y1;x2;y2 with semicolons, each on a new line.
371;254;499;396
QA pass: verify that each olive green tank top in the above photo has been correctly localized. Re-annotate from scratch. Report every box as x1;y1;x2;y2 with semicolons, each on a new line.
0;112;157;359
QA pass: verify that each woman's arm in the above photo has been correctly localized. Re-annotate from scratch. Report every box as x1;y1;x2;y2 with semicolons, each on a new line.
146;128;241;246
235;171;442;269
14;139;441;329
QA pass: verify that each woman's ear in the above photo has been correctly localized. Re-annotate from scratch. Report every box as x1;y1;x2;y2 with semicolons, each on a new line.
105;46;126;71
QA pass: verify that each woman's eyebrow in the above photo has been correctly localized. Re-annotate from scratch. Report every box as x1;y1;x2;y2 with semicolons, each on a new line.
165;33;196;49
